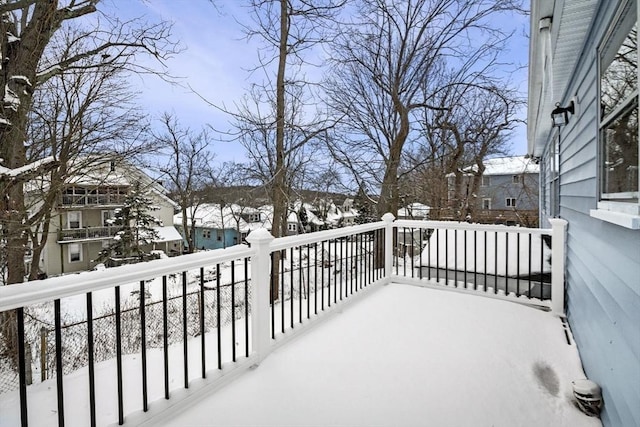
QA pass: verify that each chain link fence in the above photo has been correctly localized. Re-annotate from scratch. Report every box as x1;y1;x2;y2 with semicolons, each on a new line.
0;279;251;395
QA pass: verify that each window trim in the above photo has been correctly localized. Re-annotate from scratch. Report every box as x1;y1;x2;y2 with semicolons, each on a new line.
69;243;82;263
592;0;640;228
67;211;82;229
482;198;492;210
505;198;517;208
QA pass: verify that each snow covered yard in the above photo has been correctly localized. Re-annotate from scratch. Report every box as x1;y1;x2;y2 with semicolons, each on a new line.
152;283;599;427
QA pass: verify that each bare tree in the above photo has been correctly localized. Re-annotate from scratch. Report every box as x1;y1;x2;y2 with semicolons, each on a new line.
419;82;523;220
154;113;213;253
237;0;344;239
326;0;523;218
1;0;178;286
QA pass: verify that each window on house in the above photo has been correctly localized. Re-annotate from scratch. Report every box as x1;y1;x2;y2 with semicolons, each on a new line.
482;198;492;210
599;4;638;204
102;210;114;226
512;175;522;184
506;198;517;207
69;243;82;262
248;213;261;222
67;211;82;229
481;176;490;187
204;230;211;239
288;223;297;232
217;230;223;241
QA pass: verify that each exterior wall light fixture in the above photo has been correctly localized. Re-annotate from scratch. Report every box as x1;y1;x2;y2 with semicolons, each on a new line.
551;101;575;127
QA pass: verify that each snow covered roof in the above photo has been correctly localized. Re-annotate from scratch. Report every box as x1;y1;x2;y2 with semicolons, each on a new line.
478;156;539;176
174;204;272;232
152;226;183;243
398;202;430;218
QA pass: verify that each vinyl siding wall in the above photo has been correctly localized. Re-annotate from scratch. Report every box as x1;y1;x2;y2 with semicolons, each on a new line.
549;1;640;426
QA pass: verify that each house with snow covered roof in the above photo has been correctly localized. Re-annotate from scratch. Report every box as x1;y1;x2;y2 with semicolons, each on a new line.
174;203;271;249
448;155;539;226
528;0;639;425
27;157;182;276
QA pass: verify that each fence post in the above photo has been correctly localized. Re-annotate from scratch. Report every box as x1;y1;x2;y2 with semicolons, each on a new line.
548;218;568;316
382;213;395;281
246;228;275;363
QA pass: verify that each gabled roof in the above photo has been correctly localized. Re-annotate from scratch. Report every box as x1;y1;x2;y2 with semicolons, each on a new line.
481;156;540;176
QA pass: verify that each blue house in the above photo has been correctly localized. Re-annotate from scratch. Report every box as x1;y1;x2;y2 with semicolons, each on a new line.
528;1;639;426
173;204;268;250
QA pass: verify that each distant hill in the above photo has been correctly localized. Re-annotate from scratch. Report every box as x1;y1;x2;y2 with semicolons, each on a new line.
188;185;353;207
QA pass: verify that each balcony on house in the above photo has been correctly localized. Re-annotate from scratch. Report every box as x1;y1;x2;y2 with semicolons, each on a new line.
59;186;128;208
1;215;598;427
57;226;120;243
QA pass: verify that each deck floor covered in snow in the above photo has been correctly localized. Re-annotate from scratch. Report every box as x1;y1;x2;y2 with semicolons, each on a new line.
154;283;600;427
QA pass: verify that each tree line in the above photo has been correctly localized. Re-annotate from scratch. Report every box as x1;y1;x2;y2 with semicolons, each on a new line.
1;0;526;288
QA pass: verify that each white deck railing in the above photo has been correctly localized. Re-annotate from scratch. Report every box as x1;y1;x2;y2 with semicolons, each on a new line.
0;215;567;427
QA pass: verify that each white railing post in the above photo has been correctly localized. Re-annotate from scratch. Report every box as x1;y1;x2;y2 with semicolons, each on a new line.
382;213;395;281
548;218;568;316
245;228;275;363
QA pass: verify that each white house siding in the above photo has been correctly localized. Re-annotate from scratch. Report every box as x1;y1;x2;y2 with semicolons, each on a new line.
533;1;640;426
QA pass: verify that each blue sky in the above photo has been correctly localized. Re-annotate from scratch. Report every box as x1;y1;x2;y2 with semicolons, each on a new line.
104;0;530;164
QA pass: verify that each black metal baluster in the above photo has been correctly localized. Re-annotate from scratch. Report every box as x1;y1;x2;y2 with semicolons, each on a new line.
339;239;343;299
327;241;332;306
463;230;467;288
140;281;148;411
436;229;440;282
17;308;27;427
453;229;457;287
115;287;124;425
505;233;509;295
411;228;415;278
54;299;65;426
483;232;488;292
473;230;477;290
445;229;449;284
182;272;188;387
314;243;318;315
270;253;275;339
307;245;311;318
494;232;498;294
298;246;302;323
419;228;423;280
86;292;96;427
162;276;169;399
428;230;432;280
517;234;521;296
200;268;207;376
333;240;338;303
363;233;368;287
528;234;532;296
321;242;325;311
231;261;236;362
540;235;545;300
216;264;222;369
281;251;285;333
355;234;360;292
245;258;250;356
290;247;294;329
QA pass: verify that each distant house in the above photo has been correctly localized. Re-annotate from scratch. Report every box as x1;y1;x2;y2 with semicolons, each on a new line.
174;204;270;250
27;158;181;276
448;156;539;226
397;202;431;220
528;1;639;425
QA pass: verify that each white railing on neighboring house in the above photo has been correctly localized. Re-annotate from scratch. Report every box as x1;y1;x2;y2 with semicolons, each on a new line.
0;215;567;427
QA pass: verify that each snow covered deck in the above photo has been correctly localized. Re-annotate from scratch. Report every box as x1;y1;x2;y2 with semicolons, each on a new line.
1;217;581;427
147;283;599;427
